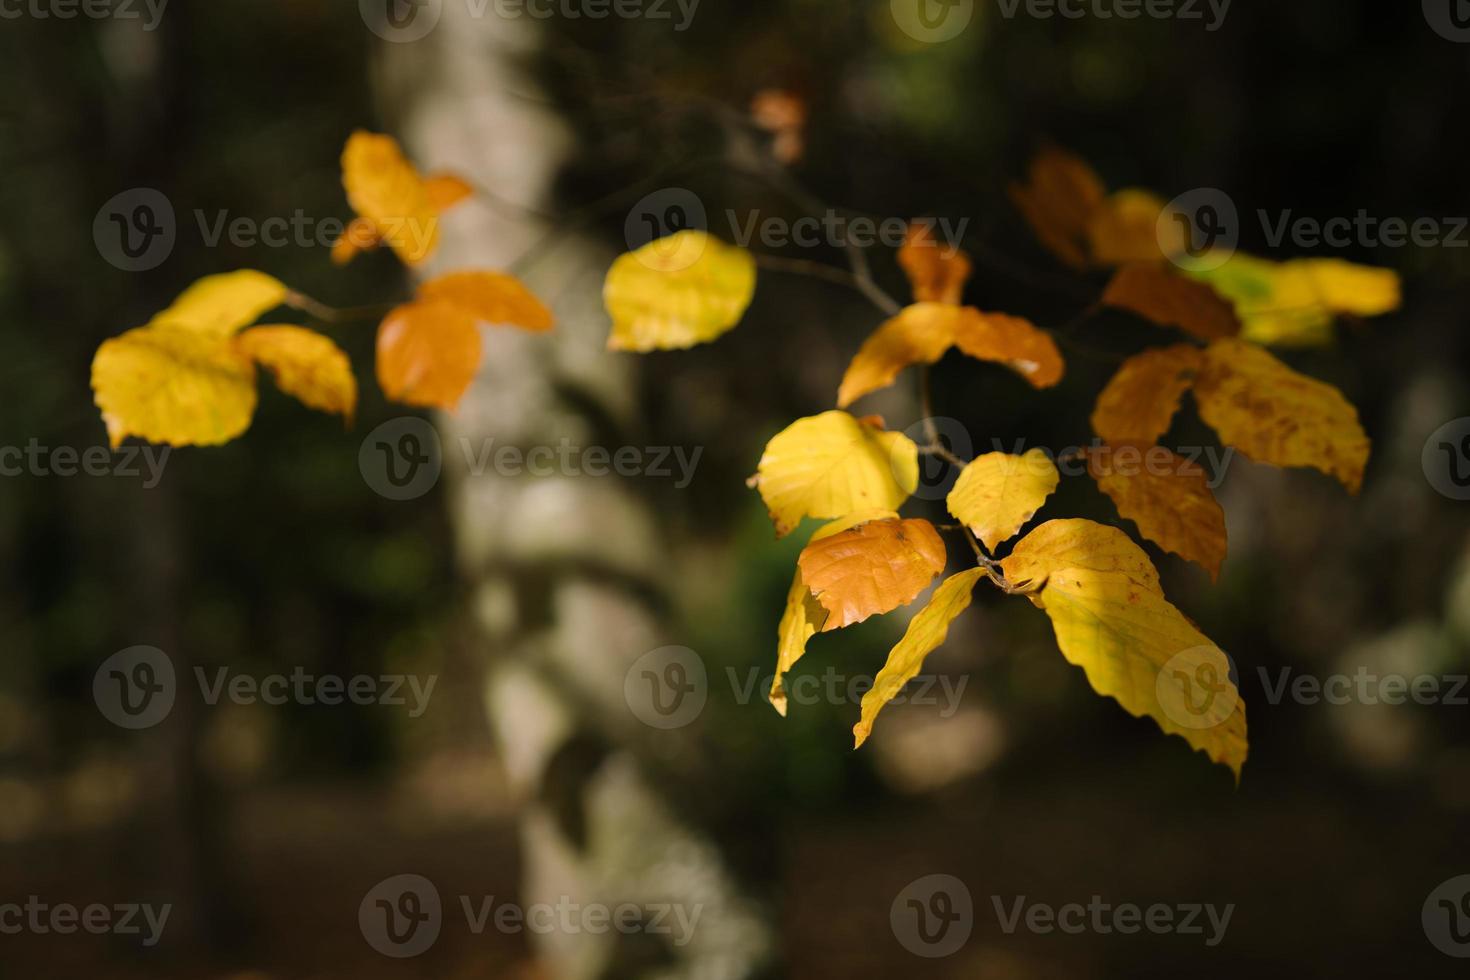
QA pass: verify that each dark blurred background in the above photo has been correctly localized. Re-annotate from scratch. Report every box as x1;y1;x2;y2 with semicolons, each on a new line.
2;0;1470;976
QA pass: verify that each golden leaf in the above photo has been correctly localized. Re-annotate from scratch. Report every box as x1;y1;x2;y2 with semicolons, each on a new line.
604;231;756;351
1194;338;1369;493
1101;263;1240;341
797;517;948;630
1087;189;1180;266
1009;147;1105;270
423;173;474;212
897;221;972;305
92;326;257;448
853;567;986;747
951;310;1065;388
235;326;357;422
419;270;554;332
330;217;383;266
1031;564;1247;779
340;131;441;266
375;300;482;411
836;303;961;408
771;509;898;716
1184;252;1401;347
145;270;288;337
947;448;1060;551
1086;446;1227;580
1090;344;1204;445
1001;518;1162;597
750;411;919;537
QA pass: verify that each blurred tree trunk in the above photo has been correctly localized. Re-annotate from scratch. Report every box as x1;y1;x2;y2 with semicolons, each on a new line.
379;9;775;979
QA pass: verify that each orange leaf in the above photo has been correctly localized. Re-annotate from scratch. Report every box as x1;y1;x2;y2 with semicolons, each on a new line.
1009;147;1105;270
331;217;382;266
796;518;948;630
897;221;971;305
341;131;439;266
418;270;553;332
951;310;1064;388
1194;338;1370;493
376;300;482;410
1086;189;1179;266
836;303;960;408
423;173;474;213
1090;344;1204;445
1102;263;1240;341
1085;445;1227;580
235;325;357;422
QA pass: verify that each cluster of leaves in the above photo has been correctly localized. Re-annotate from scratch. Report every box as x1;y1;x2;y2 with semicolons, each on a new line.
597;147;1401;780
91;132;553;447
93;129;1400;781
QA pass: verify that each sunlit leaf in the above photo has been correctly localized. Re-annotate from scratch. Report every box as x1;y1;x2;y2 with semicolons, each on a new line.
235;325;357;422
419;270;553;332
797;517;947;630
951;310;1065;388
604;231;756;351
92;326;257;448
853;567;986;747
837;303;961;408
1194;338;1369;493
1086;446;1227;580
749;411;918;537
947;448;1059;551
423;173;474;212
340;130;441;266
1000;518;1161;596
772;509;898;716
376;300;482;410
897;221;971;305
1090;344;1204;445
145;270;288;337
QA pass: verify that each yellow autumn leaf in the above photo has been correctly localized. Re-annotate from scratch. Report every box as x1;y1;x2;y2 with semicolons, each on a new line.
1194;338;1370;493
772;509;898;716
376;300;482;411
235;326;357;422
836;303;961;408
1101;263;1240;341
749;411;919;537
897;221;971;304
1085;446;1227;580
1000;518;1161;597
340;131;441;266
1090;344;1204;445
1087;189;1182;266
1031;563;1247;779
951;310;1065;389
92;326;257;448
418;270;554;332
1009;147;1105;270
1183;252;1401;347
604;231;756;351
947;448;1059;551
853;567;986;747
145;270;288;337
797;517;948;630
